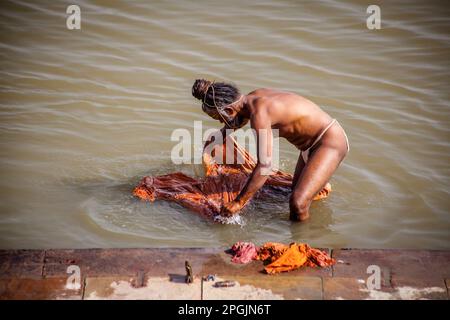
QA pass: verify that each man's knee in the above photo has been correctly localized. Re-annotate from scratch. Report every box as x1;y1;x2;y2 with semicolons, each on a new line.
289;195;311;221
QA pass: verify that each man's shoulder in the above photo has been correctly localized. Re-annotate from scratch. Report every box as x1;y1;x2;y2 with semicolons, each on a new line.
249;105;271;128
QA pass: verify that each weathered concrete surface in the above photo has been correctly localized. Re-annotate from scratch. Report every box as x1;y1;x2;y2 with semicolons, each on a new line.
330;249;450;300
43;248;219;278
0;277;82;300
332;249;450;280
323;277;370;300
203;275;323;300
84;276;203;300
0;250;44;279
0;248;449;300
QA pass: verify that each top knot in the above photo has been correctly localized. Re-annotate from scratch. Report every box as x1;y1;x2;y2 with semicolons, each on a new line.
192;79;212;101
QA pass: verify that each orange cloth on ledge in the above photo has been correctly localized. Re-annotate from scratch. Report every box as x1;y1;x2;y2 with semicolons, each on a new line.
229;241;335;274
133;137;330;220
257;242;335;274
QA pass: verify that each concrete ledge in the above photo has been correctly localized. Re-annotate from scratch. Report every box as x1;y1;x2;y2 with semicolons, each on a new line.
0;248;449;300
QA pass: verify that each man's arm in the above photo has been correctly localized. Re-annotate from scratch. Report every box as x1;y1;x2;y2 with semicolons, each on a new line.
222;112;273;215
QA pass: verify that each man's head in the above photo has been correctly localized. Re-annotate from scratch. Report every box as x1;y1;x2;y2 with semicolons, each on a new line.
192;79;247;129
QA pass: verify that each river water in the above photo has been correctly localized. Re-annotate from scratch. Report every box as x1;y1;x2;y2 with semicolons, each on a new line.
0;0;449;249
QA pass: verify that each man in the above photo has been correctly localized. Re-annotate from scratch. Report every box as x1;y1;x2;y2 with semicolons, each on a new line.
192;79;349;221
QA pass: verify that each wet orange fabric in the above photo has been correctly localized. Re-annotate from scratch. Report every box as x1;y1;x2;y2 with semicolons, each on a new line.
133;137;330;219
257;242;335;274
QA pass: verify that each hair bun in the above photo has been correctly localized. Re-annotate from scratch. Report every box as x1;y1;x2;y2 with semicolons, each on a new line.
192;79;212;101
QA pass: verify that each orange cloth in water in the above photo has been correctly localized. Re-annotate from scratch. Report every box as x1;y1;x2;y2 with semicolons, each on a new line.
133;137;330;220
258;242;335;274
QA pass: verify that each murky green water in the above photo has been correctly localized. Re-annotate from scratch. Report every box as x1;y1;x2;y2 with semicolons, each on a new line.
0;0;449;249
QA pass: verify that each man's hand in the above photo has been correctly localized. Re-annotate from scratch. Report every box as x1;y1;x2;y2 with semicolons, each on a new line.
221;200;243;216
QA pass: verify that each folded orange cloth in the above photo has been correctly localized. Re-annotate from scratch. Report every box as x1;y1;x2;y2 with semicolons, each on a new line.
133;137;330;220
257;242;335;274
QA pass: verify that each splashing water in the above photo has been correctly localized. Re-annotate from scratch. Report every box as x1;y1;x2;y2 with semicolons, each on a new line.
213;214;246;226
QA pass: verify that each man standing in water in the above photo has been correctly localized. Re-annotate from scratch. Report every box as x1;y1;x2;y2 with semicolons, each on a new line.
192;79;349;221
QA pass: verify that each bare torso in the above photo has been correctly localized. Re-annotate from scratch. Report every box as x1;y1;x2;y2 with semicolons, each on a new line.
220;87;348;221
245;88;333;151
